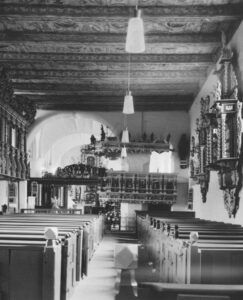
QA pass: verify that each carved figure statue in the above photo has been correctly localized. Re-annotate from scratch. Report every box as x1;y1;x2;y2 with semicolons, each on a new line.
90;134;96;145
51;196;59;209
100;125;106;141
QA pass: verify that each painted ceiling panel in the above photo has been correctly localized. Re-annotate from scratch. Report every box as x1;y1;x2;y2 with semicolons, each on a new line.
0;0;242;111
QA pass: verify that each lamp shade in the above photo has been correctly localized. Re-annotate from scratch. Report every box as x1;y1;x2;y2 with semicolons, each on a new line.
125;10;145;53
121;128;129;143
123;91;134;114
121;146;127;158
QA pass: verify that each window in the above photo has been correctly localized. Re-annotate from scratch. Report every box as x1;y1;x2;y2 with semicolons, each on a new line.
149;151;173;173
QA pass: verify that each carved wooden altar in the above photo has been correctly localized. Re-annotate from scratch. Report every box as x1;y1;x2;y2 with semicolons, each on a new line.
190;44;242;217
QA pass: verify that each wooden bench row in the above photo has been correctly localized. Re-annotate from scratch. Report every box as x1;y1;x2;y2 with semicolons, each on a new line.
136;212;243;286
138;282;243;300
0;213;105;300
20;208;83;214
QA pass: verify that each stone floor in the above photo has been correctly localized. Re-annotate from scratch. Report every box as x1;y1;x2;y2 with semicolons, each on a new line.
69;232;153;300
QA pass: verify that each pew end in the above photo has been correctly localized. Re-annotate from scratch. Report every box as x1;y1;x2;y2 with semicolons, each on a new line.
43;239;62;300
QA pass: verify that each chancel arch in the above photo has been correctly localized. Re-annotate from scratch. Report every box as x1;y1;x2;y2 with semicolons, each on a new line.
27;111;116;176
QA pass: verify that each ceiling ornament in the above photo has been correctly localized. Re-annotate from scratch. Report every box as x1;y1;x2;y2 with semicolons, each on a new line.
165;22;186;32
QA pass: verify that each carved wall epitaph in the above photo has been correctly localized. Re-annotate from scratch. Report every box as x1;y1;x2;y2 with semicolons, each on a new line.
190;43;242;217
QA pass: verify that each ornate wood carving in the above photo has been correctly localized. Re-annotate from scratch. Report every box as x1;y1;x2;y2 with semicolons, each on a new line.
106;171;177;204
190;39;242;217
0;68;36;124
0;68;36;180
81;132;170;161
46;163;107;179
10;95;36;124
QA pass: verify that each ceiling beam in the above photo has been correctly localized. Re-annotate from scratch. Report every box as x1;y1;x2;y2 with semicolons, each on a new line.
12;77;200;85
1;0;243;6
14;93;194;110
3;61;211;72
9;69;206;80
0;32;221;44
0;52;213;63
0;41;219;55
34;103;192;112
0;15;241;35
24;94;194;102
14;89;195;96
12;81;200;90
1;2;242;16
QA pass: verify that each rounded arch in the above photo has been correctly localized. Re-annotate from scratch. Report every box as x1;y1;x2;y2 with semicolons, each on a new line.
28;110;116;177
27;110;116;151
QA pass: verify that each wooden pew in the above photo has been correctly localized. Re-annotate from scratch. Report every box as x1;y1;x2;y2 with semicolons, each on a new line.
139;282;243;300
0;213;104;300
136;213;243;285
12;213;104;258
0;238;62;300
0;213;104;273
0;223;82;276
0;228;78;300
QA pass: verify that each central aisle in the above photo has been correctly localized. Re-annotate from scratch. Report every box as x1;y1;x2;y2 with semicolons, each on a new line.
70;232;141;300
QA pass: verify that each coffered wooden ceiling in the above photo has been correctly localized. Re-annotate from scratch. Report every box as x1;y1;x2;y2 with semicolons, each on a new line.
0;0;242;111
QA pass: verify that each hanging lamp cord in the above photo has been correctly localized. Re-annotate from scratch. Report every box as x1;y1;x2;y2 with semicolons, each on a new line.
123;114;127;130
127;54;131;93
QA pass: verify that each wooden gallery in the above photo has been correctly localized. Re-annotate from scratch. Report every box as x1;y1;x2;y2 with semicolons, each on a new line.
1;1;243;300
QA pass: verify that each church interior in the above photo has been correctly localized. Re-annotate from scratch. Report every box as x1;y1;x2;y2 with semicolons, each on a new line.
1;1;243;299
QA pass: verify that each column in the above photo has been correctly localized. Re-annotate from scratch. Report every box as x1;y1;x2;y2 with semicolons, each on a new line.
18;180;28;211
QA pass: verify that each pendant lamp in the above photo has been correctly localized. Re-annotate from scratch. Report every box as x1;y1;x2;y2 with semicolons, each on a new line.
121;128;129;143
125;9;145;53
123;90;134;114
123;53;134;114
121;146;127;158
